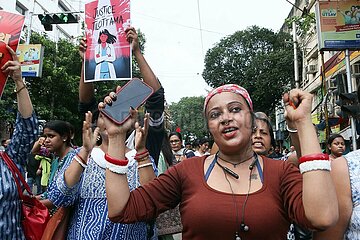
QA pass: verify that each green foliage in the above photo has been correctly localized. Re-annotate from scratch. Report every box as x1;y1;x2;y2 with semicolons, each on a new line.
0;30;146;144
202;26;294;114
0;81;18;124
169;96;208;141
285;13;316;38
132;29;146;79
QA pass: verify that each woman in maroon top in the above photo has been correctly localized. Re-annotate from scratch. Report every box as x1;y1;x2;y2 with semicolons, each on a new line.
101;84;338;240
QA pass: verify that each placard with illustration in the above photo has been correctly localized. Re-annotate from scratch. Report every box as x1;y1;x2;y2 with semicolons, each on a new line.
84;0;131;82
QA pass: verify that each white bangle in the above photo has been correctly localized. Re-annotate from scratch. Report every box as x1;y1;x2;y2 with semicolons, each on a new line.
286;125;298;133
299;160;331;174
106;161;128;175
137;162;153;170
74;155;87;168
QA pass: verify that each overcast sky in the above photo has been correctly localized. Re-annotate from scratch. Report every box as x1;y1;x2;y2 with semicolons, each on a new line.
130;0;293;104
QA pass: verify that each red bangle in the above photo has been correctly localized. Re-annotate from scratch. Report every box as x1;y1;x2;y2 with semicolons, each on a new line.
135;155;150;162
76;154;87;164
105;153;128;166
298;153;329;164
135;149;149;157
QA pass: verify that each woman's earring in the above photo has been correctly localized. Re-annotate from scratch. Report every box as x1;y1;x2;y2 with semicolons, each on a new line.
96;135;101;141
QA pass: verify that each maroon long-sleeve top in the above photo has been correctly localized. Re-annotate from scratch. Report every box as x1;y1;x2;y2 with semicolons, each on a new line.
110;156;313;240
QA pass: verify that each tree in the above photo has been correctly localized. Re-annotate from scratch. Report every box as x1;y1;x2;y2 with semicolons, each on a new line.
202;26;294;114
169;96;208;141
0;30;147;144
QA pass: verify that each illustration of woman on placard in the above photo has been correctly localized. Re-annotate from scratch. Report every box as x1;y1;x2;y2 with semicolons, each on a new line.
95;29;117;79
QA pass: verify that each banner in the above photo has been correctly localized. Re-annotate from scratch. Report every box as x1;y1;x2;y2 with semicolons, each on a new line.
316;0;360;50
17;44;44;77
84;0;131;82
0;10;25;97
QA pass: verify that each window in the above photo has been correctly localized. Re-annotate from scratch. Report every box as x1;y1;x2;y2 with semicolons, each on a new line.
16;1;27;15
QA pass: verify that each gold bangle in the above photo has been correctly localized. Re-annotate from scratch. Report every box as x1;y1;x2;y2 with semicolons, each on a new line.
14;85;26;94
136;155;150;163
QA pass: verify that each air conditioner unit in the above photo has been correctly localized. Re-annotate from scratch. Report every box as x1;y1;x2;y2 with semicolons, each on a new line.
306;64;318;74
353;64;360;76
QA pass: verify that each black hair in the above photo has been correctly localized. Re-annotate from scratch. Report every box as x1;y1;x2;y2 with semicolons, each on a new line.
327;134;345;146
198;138;209;145
169;132;182;142
161;132;174;167
43;120;73;146
254;112;276;148
98;29;117;44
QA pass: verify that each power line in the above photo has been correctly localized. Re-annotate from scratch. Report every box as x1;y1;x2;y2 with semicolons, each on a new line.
133;11;226;36
197;0;205;58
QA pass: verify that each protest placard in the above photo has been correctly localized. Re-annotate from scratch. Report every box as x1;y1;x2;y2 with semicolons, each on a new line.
0;10;25;97
84;0;131;82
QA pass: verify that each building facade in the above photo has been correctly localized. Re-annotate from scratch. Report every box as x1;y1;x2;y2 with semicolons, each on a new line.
280;0;360;151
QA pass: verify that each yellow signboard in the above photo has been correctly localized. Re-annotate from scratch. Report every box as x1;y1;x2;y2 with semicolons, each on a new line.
16;44;44;77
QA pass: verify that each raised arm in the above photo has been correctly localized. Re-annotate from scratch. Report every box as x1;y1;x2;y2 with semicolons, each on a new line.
63;111;99;187
78;38;97;113
284;89;338;229
126;27;160;91
126;27;164;165
2;45;33;117
285;119;301;166
101;97;135;218
313;156;352;239
134;113;156;185
1;45;38;164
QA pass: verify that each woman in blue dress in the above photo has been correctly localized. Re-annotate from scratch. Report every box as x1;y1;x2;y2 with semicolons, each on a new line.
0;45;39;239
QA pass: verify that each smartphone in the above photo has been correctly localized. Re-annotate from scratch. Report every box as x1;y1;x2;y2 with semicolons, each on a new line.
101;79;154;125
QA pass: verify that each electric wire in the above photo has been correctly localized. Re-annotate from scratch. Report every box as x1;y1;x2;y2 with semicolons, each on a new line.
197;0;205;58
223;167;241;238
133;11;226;36
219;155;255;238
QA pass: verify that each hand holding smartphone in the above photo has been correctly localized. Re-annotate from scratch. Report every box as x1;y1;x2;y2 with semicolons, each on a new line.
101;79;154;125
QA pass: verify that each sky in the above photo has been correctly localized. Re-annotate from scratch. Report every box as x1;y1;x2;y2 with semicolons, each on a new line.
130;0;294;104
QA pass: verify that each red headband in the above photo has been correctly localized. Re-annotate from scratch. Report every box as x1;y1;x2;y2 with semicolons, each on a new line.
204;84;253;112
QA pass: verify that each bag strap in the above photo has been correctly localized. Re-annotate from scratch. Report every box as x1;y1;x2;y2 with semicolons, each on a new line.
0;151;33;197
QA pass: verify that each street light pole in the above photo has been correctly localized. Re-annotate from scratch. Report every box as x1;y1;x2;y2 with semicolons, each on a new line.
292;21;299;89
26;0;36;44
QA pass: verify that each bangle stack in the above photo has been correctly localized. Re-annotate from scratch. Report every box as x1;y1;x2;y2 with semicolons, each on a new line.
74;154;87;168
298;153;330;174
134;149;150;163
105;153;129;175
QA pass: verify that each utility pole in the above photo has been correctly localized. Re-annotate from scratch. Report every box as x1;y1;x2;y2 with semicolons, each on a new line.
292;21;299;88
26;0;36;44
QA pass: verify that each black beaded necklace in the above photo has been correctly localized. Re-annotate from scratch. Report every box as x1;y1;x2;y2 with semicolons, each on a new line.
217;153;254;168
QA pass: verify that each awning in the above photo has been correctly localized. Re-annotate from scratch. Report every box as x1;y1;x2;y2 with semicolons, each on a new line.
322;51;360;79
